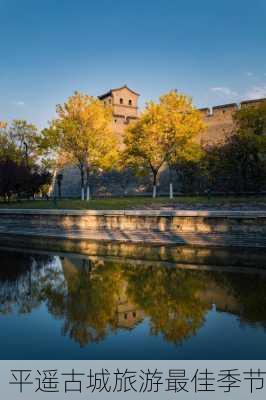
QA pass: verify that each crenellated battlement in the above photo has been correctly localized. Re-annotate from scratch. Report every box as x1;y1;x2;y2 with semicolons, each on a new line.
199;97;266;118
241;98;266;108
197;97;266;146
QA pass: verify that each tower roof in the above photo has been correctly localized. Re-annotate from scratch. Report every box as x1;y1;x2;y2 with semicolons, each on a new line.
98;85;140;100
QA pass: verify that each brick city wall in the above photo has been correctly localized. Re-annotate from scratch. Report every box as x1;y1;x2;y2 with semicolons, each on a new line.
198;98;266;146
59;96;266;197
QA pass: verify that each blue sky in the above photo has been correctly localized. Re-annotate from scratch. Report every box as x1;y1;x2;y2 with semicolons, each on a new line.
0;0;265;128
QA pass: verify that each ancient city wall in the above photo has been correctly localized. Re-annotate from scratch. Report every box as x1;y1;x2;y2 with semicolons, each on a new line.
59;96;266;197
198;98;266;146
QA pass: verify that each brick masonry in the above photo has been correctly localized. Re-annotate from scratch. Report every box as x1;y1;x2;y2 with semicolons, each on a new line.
198;98;266;146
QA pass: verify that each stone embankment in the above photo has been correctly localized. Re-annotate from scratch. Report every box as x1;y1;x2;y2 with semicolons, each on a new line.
0;209;266;248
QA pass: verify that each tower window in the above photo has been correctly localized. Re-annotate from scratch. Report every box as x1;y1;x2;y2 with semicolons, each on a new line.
109;98;112;104
120;98;123;104
128;99;132;106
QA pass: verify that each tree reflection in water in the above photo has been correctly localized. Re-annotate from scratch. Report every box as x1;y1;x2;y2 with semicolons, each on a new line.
125;265;210;344
209;272;266;329
0;249;266;347
0;251;59;314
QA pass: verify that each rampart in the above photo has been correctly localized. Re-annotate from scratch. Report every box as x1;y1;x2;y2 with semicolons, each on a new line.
59;96;266;197
198;98;266;146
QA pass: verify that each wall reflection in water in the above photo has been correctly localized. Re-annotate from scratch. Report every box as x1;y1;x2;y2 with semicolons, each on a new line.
0;247;266;350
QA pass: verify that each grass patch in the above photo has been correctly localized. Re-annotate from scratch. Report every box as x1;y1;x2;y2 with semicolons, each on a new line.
0;195;266;210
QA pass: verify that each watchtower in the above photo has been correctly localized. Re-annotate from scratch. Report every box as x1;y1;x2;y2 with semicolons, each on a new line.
98;85;139;144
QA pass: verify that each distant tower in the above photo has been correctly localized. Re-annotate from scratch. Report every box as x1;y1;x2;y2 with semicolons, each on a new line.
98;85;139;145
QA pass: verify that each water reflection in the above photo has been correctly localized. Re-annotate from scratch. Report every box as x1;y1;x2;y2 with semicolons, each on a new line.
0;252;58;314
1;247;266;353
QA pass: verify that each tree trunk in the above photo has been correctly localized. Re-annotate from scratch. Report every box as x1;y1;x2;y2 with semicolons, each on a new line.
24;142;29;168
152;171;157;198
169;183;173;199
86;185;90;201
85;166;91;201
169;168;173;199
80;166;85;200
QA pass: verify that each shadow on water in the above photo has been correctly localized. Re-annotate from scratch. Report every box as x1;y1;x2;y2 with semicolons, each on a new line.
0;242;266;359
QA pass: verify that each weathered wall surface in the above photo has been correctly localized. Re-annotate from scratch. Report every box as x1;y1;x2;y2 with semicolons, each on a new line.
1;210;266;248
0;209;265;233
198;98;266;146
198;103;238;146
58;165;153;197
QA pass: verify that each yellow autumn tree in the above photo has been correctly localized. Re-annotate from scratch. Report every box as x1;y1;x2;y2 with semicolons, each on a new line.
0;121;7;129
41;92;118;200
123;91;204;197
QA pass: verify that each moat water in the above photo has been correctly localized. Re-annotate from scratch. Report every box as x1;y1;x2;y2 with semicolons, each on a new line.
0;244;266;359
